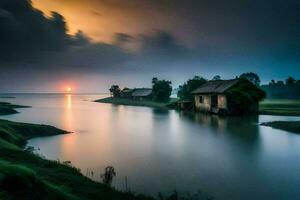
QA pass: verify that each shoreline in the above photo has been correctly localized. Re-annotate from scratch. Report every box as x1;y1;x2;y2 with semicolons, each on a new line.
0;104;153;200
95;97;178;110
1;98;300;199
0;102;31;115
261;121;300;134
96;97;300;117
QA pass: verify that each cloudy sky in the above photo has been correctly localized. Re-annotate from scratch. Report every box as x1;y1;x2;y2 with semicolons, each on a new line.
0;0;299;92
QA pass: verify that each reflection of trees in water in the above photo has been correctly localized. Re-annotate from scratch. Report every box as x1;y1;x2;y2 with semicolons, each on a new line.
152;108;170;115
179;111;260;145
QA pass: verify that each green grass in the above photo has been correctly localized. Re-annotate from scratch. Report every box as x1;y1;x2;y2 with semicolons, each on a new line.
261;121;300;134
0;119;153;200
0;102;30;116
259;99;300;116
0;119;69;146
95;97;178;109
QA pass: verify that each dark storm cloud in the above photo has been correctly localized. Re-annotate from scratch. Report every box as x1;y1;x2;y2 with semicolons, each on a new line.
0;0;130;74
0;0;188;75
113;33;133;45
0;0;69;61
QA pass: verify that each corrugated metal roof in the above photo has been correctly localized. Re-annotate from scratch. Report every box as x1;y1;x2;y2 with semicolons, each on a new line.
191;79;240;94
122;89;133;93
132;88;152;97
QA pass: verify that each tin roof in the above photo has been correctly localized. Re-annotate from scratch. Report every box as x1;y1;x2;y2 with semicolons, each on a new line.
191;79;240;94
131;88;152;97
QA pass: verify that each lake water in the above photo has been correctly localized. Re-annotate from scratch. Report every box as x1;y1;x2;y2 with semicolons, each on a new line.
1;94;300;199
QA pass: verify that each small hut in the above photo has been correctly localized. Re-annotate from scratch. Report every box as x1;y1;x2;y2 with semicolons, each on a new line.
131;88;152;101
191;79;265;115
121;88;134;98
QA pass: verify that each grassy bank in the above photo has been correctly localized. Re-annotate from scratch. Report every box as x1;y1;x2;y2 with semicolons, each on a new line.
97;98;300;116
95;97;178;109
261;121;300;134
0;102;30;115
259;99;300;116
0;119;153;200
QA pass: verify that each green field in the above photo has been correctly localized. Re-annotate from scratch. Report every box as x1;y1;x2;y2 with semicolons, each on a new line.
261;121;300;134
95;97;178;109
259;99;300;116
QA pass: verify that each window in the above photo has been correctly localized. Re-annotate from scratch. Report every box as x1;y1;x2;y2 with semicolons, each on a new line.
199;96;203;103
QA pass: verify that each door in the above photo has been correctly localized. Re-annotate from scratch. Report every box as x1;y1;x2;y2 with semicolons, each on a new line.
211;94;218;108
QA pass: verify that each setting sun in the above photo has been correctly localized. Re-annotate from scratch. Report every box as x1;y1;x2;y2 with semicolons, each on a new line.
66;87;72;92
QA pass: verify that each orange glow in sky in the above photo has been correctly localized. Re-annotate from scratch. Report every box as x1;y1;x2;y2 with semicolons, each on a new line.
56;80;76;93
31;0;170;44
67;87;72;92
31;0;123;43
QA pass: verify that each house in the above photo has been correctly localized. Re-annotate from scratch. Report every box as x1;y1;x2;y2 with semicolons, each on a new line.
191;79;265;115
131;88;152;100
121;88;134;98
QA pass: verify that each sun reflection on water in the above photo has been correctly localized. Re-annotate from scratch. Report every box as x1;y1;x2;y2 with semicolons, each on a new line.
62;94;73;131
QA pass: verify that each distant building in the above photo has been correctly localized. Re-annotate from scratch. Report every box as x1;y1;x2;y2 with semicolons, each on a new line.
121;88;134;98
191;79;265;115
131;88;152;101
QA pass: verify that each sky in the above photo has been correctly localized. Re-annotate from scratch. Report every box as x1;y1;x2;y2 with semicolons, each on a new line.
0;0;299;93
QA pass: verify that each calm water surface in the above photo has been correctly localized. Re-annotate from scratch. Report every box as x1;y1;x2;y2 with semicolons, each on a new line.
1;94;300;199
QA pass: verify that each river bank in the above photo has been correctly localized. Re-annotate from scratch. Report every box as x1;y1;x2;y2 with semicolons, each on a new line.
0;119;153;200
95;97;178;109
1;95;300;199
261;121;300;134
96;97;300;116
0;102;30;115
259;99;300;116
0;103;153;200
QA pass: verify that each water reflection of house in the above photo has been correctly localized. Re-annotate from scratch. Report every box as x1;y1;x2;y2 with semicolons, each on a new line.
192;79;264;115
131;88;152;101
180;112;259;142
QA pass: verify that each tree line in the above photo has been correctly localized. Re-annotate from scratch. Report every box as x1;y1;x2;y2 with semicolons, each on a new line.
261;76;300;99
109;72;299;102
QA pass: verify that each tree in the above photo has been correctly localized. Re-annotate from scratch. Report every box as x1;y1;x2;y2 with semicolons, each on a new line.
276;81;285;86
212;75;221;80
109;85;121;97
177;76;207;100
269;80;275;85
152;78;172;102
239;72;261;86
152;77;158;84
101;166;116;186
285;76;296;85
226;79;266;115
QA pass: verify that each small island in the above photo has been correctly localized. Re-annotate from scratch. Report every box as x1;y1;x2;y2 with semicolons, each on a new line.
96;78;178;110
0;102;30;115
261;121;300;134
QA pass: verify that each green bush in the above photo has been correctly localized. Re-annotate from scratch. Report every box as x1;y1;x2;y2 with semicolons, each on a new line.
226;79;266;115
